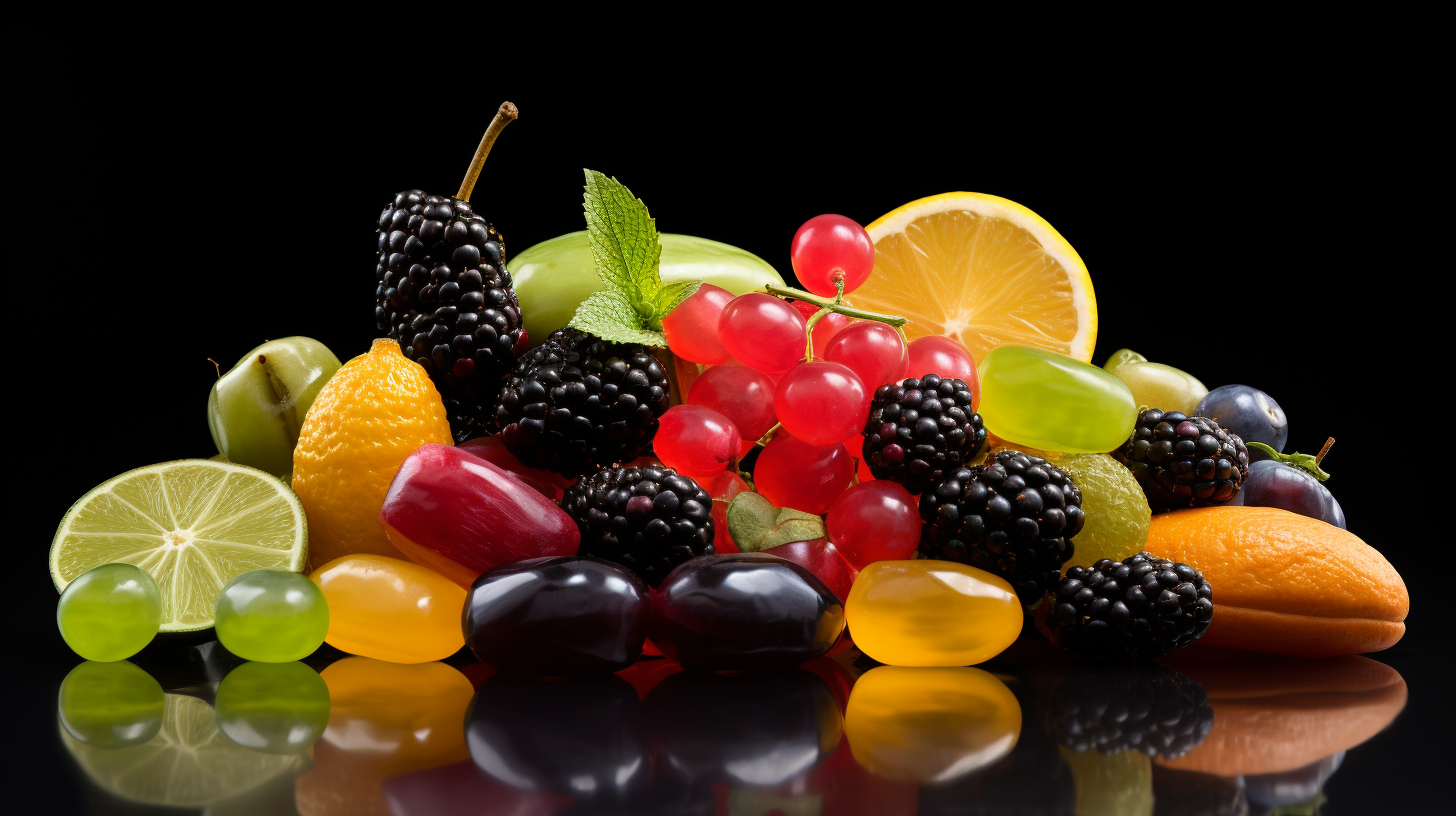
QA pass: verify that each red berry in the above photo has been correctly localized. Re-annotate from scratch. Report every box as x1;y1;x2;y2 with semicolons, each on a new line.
687;365;777;454
774;362;871;447
824;322;908;390
825;481;921;568
701;470;751;554
662;283;734;364
458;437;574;501
790;300;853;359
762;538;859;602
906;336;980;407
719;293;807;376
755;434;854;515
790;215;876;297
655;404;741;478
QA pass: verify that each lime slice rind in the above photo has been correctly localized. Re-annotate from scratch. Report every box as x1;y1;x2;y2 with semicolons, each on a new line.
51;459;307;632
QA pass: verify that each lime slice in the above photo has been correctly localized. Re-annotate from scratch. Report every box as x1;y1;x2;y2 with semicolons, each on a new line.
60;693;304;807
51;460;307;632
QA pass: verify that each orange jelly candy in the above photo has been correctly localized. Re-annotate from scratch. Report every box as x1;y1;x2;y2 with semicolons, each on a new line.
310;554;466;663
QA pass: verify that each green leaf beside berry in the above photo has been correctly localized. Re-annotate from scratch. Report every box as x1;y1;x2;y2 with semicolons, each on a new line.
572;169;702;345
726;492;826;553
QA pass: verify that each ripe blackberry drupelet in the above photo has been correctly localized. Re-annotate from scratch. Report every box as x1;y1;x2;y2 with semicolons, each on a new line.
862;375;986;495
918;450;1084;603
375;190;523;442
1039;552;1213;660
1049;663;1213;758
562;465;715;587
1113;409;1249;511
496;328;670;478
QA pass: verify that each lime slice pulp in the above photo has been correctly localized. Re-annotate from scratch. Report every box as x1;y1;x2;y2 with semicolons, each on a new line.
51;459;307;632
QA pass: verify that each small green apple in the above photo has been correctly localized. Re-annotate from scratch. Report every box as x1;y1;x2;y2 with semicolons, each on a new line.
207;337;342;478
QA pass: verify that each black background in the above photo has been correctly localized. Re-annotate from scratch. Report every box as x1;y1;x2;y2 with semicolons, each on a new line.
16;62;1444;810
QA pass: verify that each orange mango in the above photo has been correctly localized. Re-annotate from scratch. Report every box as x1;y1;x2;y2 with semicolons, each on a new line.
1144;506;1407;656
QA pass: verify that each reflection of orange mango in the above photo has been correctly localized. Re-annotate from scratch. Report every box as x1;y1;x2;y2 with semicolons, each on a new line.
296;658;473;816
1145;507;1408;656
1158;654;1406;776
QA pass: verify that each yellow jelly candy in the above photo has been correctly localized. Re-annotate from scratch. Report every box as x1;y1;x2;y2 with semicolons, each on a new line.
846;560;1021;667
310;555;466;664
844;666;1021;783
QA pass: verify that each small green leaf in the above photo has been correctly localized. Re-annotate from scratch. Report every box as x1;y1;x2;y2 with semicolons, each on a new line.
583;169;662;315
726;492;826;553
570;290;668;347
649;279;703;329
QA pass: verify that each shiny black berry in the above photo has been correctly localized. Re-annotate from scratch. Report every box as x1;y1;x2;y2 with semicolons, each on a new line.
1039;552;1213;660
862;375;986;495
1113;409;1249;511
561;465;715;587
918;450;1084;603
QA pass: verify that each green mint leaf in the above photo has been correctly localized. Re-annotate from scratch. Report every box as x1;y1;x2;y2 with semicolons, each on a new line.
583;169;662;316
725;492;826;553
570;290;668;347
648;279;703;330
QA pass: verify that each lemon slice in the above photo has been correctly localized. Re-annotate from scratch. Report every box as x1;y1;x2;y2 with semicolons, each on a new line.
60;693;304;807
855;192;1097;363
51;460;307;632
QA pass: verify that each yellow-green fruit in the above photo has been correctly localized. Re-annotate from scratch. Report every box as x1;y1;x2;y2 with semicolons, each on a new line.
994;447;1149;572
1109;362;1208;415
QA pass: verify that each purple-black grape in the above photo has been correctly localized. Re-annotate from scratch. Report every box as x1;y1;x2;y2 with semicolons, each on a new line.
1228;459;1344;528
1196;385;1288;452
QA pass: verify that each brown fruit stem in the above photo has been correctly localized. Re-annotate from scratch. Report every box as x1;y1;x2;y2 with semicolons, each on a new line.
1315;437;1335;465
456;102;518;201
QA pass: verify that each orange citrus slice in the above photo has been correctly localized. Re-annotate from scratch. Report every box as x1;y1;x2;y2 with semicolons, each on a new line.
855;193;1097;364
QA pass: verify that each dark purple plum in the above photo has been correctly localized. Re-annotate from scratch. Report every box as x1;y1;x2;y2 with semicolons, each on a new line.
651;553;845;671
1196;384;1288;452
464;556;651;676
1229;459;1344;528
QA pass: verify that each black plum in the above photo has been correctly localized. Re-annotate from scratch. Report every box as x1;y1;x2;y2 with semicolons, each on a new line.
1195;384;1288;452
466;673;647;804
464;556;651;676
1228;459;1345;528
651;553;845;671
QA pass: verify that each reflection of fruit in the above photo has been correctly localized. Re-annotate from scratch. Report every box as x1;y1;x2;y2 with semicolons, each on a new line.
1039;552;1213;660
857;192;1097;364
51;460;307;631
1158;655;1406;776
58;661;164;748
1049;663;1213;758
1060;747;1153;816
208;337;343;479
844;666;1021;784
511;231;785;347
297;657;472;816
1108;361;1208;416
61;693;302;807
292;339;453;569
1113;410;1249;509
214;661;330;754
56;563;162;661
1144;507;1409;656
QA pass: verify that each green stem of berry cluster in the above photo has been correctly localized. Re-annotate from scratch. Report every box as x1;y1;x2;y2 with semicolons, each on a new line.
1246;438;1334;482
755;422;783;448
766;279;909;362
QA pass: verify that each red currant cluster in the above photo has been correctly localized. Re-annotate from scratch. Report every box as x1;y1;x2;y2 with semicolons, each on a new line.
654;215;984;580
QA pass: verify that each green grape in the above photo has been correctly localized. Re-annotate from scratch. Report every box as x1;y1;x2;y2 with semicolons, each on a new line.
57;564;163;661
1109;361;1208;415
207;336;342;479
58;661;165;747
510;232;785;347
978;345;1138;454
214;570;328;663
214;661;330;754
1102;348;1146;371
1047;453;1151;569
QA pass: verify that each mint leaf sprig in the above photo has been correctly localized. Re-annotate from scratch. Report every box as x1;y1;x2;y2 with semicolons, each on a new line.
569;170;701;346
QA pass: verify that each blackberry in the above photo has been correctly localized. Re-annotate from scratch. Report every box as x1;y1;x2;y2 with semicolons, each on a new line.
1049;663;1214;758
562;464;715;587
918;450;1084;602
496;329;670;478
1113;409;1250;511
1039;552;1213;659
861;375;986;495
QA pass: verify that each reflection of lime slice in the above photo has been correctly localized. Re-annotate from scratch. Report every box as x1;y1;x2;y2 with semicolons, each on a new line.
61;693;303;807
51;460;307;631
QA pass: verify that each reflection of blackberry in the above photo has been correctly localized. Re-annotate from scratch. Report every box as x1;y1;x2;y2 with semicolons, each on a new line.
1039;552;1213;659
561;465;714;587
375;190;523;442
1050;663;1214;758
862;375;986;495
496;329;670;478
918;450;1084;603
1113;409;1249;510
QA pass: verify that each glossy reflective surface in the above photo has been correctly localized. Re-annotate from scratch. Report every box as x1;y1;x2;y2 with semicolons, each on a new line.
26;626;1440;814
